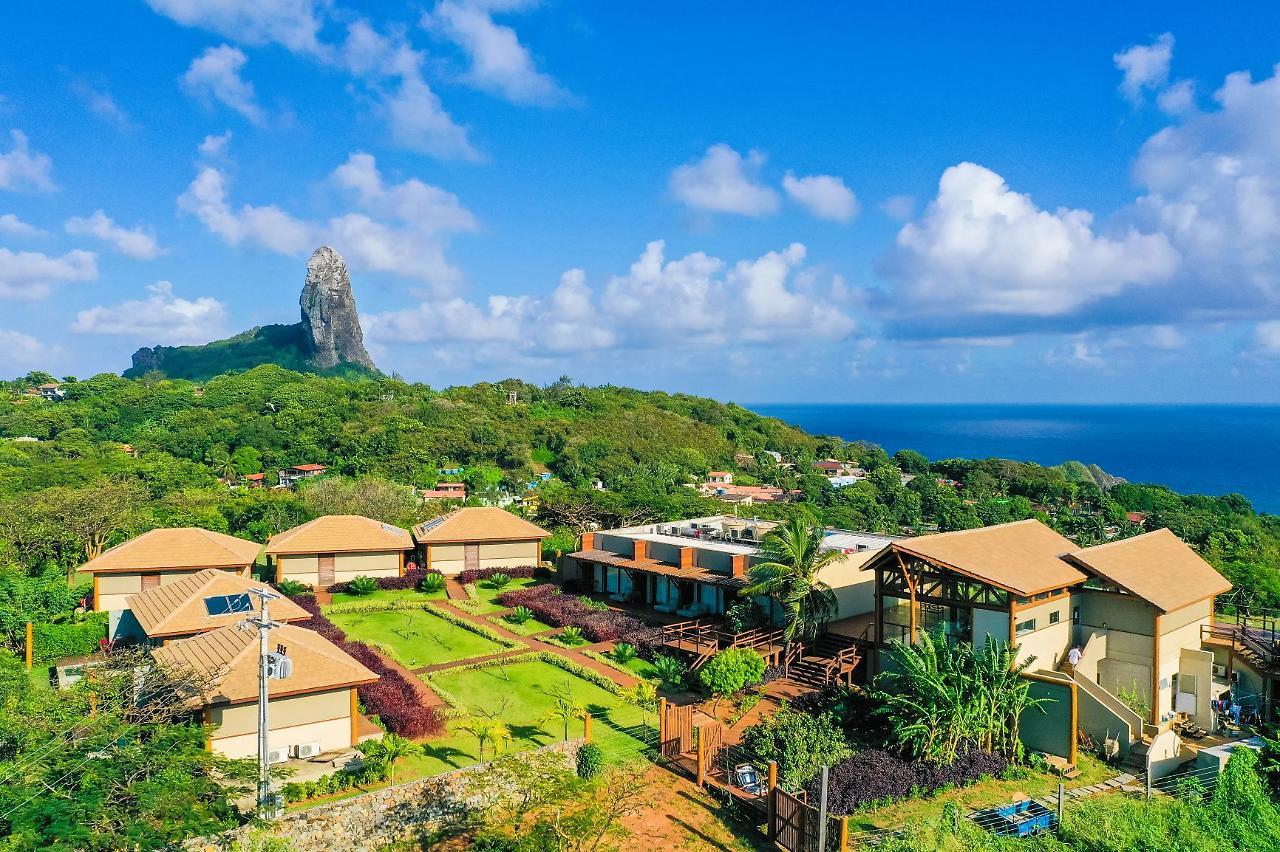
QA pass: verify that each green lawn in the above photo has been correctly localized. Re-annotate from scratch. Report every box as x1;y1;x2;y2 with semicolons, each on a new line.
327;607;508;668
620;656;660;680
454;577;540;614
488;614;553;636
413;658;655;777
326;587;447;608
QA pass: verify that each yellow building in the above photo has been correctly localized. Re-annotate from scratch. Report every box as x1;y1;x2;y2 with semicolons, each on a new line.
76;527;262;639
266;515;414;587
413;507;548;575
152;622;380;760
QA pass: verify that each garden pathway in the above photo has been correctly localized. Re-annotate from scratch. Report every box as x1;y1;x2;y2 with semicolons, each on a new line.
423;599;643;689
444;578;468;600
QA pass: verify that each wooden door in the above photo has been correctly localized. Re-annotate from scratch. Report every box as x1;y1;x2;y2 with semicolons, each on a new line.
464;543;480;572
318;553;336;586
140;573;161;591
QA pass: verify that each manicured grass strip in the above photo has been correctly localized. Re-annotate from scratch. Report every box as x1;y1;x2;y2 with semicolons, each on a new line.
326;588;447;608
582;649;659;682
454;577;540;615
327;606;510;669
413;657;655;778
487;615;553;636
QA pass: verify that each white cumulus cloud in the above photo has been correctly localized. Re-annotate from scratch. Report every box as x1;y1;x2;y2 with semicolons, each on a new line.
0;130;55;193
0;214;44;237
0;248;97;300
65;211;162;260
72;281;228;344
1114;32;1174;104
424;0;571;106
145;0;326;56
0;328;50;367
782;172;859;222
881;162;1178;333
182;44;267;124
670;144;780;217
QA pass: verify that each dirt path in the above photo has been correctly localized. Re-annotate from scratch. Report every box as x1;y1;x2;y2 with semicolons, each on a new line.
443;578;468;600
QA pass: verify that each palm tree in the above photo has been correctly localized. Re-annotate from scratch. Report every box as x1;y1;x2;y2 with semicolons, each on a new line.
367;732;421;783
738;517;839;648
540;680;587;740
459;716;512;762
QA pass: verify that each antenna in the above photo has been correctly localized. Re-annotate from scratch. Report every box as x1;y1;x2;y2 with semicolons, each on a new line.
244;587;287;819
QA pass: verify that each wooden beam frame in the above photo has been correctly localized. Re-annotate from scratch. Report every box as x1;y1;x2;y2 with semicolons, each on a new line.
893;550;919;645
1152;612;1162;727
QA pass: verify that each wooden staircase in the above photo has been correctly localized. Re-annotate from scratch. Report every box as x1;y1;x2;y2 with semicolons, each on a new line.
784;634;863;690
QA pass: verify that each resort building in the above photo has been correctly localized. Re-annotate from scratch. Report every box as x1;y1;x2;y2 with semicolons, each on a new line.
124;568;310;644
278;464;327;488
860;520;1235;761
420;482;467;501
76;527;261;639
152;623;380;760
267;515;414;587
412;507;548;575
565;515;897;623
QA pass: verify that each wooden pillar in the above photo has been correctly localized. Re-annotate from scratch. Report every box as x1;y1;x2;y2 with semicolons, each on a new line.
24;621;32;670
398;550;406;577
894;552;918;644
350;687;359;747
583;712;592;743
658;697;667;748
1152;612;1162;727
88;692;97;716
839;816;849;851
696;728;705;786
766;760;779;839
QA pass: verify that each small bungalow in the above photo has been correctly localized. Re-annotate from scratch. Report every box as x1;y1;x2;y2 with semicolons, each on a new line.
420;482;467;501
707;471;733;484
413;507;548;575
152;622;380;760
77;527;262;639
278;464;327;488
125;568;310;644
266;515;414;587
243;473;267;488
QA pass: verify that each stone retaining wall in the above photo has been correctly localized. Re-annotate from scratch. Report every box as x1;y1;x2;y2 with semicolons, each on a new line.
183;739;584;852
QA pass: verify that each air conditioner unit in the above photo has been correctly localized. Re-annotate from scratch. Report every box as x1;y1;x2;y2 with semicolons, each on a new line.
1213;664;1227;678
266;747;289;765
292;742;322;759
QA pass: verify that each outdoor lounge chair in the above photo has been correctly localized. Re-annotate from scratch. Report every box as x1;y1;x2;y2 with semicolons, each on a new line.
734;763;763;795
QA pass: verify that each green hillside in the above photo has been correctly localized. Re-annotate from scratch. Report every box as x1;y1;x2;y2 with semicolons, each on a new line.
122;324;381;381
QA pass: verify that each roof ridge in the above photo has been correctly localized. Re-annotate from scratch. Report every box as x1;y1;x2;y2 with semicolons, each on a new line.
1071;528;1167;555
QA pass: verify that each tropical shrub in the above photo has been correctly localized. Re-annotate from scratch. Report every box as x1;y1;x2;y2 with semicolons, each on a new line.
723;599;766;635
650;654;687;691
346;576;379;597
740;707;852;787
505;605;534;625
697;648;766;712
496;584;661;646
417;572;446;594
456;565;536;585
557;626;587;646
809;748;1009;814
577;742;605;779
874;630;1048;763
486;572;513;590
328;568;441;593
31;612;108;663
610;642;637;664
275;579;311;597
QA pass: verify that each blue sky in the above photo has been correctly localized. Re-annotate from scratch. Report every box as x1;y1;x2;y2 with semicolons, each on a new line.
4;2;1280;403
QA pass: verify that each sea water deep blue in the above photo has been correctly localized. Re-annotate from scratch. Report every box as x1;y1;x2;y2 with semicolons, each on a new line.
749;405;1280;514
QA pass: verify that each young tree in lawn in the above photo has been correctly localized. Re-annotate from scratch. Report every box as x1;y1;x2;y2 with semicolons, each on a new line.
363;732;421;784
739;516;839;649
540;679;587;741
697;648;766;714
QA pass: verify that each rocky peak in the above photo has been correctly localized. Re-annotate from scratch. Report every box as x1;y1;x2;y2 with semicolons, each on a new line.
300;246;376;370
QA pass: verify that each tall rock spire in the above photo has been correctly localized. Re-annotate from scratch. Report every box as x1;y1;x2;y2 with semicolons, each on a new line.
300;246;376;370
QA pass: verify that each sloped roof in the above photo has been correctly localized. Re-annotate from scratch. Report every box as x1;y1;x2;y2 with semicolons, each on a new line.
77;528;261;574
127;568;309;638
266;515;413;555
413;507;549;543
152;622;378;705
1065;529;1232;612
876;519;1087;596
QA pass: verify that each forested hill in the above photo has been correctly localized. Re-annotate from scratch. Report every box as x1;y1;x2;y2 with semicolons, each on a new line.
2;365;1278;610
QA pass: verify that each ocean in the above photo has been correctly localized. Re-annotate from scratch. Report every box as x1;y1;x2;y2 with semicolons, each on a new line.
749;404;1280;514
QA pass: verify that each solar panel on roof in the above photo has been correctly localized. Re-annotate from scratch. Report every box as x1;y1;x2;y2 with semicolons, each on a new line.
380;523;407;536
204;593;253;616
417;516;448;534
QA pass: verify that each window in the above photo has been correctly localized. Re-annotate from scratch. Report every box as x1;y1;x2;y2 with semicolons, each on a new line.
1015;617;1037;636
1072;606;1080;625
1049;610;1061;625
204;593;253;616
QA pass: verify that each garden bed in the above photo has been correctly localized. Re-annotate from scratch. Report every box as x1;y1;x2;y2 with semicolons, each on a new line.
327;587;447;608
488;614;553;636
497;584;662;648
452;576;541;615
327;602;517;668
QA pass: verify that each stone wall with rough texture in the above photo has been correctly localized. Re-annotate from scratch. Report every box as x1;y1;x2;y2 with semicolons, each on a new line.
182;739;583;852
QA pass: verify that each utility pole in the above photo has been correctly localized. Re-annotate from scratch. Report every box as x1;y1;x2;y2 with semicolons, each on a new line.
246;588;285;819
817;764;830;851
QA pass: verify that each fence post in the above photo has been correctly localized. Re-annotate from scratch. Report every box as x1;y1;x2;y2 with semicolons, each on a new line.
696;728;705;787
25;621;32;670
658;697;667;752
817;764;830;851
766;760;778;840
1057;782;1064;824
1145;772;1152;800
583;712;592;743
839;816;849;852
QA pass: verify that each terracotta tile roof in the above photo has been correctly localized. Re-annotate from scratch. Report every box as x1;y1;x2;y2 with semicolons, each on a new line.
878;519;1087;596
127;568;309;638
413;507;549;543
265;515;413;555
77;528;261;574
153;622;378;706
1065;529;1232;613
290;464;327;472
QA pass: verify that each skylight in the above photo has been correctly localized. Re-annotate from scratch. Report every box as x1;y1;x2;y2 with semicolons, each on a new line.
204;593;253;616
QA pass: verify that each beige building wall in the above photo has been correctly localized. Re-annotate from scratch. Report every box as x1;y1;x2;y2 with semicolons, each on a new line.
425;540;540;575
817;552;876;619
95;567;230;613
426;543;466;575
276;551;401;585
1156;601;1213;724
208;688;353;760
1014;596;1073;670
